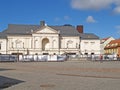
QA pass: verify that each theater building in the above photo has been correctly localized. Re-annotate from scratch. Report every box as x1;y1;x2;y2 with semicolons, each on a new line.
0;21;100;55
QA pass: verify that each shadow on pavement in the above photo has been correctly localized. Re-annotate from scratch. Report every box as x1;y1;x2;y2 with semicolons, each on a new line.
0;76;24;89
0;68;15;71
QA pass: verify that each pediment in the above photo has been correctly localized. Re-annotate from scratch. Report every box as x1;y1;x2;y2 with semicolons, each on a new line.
35;26;58;34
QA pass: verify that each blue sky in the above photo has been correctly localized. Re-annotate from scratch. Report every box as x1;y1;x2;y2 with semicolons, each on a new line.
0;0;120;39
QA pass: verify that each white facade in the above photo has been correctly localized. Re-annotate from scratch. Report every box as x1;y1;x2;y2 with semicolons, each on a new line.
0;39;7;54
81;39;100;55
0;23;101;55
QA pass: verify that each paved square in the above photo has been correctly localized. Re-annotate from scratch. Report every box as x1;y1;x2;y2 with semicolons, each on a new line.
0;61;120;90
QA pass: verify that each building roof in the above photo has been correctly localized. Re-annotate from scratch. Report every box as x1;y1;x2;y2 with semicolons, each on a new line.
102;37;110;41
109;39;120;44
105;39;120;49
50;26;80;36
1;24;99;39
3;24;40;34
101;37;114;44
79;33;99;40
0;32;7;39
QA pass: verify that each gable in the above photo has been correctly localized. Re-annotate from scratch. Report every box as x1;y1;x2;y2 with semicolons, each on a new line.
35;26;58;34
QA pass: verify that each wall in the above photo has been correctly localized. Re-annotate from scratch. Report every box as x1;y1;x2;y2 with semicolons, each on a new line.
60;36;79;49
7;35;32;54
81;39;100;55
0;39;7;54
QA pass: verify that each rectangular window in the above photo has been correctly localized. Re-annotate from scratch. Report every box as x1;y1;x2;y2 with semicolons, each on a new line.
16;43;21;49
91;42;95;45
84;42;88;44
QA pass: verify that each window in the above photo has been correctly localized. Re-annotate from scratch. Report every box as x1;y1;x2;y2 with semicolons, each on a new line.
67;40;73;48
17;43;21;48
15;39;22;49
84;53;88;55
43;53;49;55
111;44;114;46
116;43;118;46
67;53;76;55
91;42;95;45
76;43;78;48
12;42;14;48
84;42;88;45
91;53;94;55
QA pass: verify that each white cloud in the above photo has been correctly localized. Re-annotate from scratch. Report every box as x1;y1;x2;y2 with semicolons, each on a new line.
117;30;120;35
115;25;120;29
71;0;120;14
71;0;113;10
115;25;120;35
86;16;97;23
64;16;70;20
113;6;120;14
54;17;61;21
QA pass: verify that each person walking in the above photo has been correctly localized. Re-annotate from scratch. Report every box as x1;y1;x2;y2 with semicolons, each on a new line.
117;54;119;60
100;54;103;63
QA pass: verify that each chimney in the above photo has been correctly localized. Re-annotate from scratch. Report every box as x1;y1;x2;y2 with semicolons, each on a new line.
40;21;45;26
77;25;83;33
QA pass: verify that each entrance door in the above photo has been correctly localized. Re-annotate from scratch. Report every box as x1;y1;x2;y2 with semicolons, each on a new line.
42;38;50;51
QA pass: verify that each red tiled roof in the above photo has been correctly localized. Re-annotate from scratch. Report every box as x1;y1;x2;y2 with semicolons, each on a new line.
105;39;120;49
109;39;120;44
